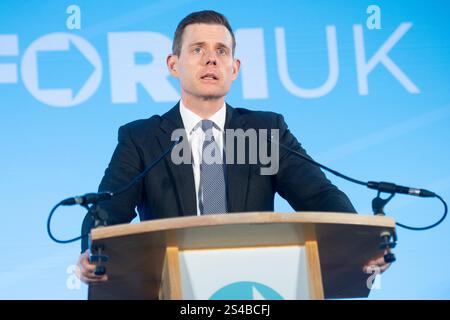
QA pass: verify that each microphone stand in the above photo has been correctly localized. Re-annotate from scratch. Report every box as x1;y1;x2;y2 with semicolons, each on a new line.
48;136;184;275
372;190;397;263
81;202;109;275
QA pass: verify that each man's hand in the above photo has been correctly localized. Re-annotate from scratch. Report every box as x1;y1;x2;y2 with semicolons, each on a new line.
76;250;108;284
363;250;392;274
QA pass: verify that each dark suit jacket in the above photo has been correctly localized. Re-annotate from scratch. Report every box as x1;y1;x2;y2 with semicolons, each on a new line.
81;103;356;252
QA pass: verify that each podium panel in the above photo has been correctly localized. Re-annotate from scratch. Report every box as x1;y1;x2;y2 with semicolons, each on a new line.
179;246;310;299
88;212;396;300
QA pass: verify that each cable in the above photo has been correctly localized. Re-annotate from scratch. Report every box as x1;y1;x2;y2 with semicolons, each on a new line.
275;139;368;187
48;133;447;245
271;137;447;231
112;140;178;197
47;137;182;244
47;201;86;244
395;194;448;231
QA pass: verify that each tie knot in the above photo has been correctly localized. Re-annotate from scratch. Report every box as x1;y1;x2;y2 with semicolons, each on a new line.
201;119;214;132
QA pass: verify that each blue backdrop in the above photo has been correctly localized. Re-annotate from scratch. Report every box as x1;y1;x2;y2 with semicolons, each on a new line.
1;0;449;299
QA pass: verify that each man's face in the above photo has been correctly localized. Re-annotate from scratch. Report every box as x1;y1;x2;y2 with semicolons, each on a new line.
167;23;240;101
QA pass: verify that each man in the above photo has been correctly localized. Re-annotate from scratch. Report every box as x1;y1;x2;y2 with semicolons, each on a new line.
77;10;390;284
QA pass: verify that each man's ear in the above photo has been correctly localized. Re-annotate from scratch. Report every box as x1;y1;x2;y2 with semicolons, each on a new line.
231;58;241;81
167;54;179;77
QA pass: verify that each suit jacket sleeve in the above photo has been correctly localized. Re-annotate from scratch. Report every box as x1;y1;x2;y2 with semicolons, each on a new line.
274;114;357;213
80;125;143;252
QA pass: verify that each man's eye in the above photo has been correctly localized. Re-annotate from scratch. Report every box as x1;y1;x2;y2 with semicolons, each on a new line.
218;48;226;55
193;47;202;54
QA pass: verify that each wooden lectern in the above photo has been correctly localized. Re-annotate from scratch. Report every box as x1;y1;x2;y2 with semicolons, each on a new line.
88;212;396;300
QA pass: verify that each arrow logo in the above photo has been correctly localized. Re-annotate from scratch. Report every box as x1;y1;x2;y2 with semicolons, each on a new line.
21;33;102;107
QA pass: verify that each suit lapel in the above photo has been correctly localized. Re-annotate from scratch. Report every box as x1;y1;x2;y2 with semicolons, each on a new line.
224;104;251;213
157;103;197;216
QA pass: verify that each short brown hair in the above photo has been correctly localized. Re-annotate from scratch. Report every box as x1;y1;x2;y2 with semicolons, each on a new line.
172;10;236;56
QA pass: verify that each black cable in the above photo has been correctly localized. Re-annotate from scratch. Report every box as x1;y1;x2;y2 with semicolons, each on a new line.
48;137;182;244
271;137;447;231
395;194;447;231
47;201;85;244
113;140;178;197
274;138;368;186
49;133;447;244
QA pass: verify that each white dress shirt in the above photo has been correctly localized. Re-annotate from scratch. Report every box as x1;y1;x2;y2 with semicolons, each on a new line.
179;100;226;215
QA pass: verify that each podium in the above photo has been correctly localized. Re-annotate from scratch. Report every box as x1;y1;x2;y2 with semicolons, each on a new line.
88;212;396;300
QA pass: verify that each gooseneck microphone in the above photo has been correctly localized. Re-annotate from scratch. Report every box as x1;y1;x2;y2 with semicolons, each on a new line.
268;135;447;231
60;192;114;206
47;136;183;244
366;181;435;198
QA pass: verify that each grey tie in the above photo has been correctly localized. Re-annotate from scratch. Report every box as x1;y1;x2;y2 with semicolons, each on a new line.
200;120;228;215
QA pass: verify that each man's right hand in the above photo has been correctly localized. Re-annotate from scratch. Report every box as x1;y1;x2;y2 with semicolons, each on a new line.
76;250;108;284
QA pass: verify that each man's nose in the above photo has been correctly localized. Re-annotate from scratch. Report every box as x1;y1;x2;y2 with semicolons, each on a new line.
204;51;218;65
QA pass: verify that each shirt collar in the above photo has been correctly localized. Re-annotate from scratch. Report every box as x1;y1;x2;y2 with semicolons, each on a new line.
179;100;226;134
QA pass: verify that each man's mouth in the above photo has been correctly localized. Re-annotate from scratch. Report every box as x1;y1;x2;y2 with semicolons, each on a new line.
200;73;219;80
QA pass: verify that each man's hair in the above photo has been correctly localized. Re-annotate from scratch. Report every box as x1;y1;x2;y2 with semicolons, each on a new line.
172;10;236;56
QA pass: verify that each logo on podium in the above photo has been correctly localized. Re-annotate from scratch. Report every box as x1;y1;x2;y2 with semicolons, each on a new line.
210;281;284;300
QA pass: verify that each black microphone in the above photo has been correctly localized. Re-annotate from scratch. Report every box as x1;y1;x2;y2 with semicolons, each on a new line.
266;134;447;231
267;134;436;198
48;135;184;244
60;192;113;206
59;136;184;206
367;181;435;198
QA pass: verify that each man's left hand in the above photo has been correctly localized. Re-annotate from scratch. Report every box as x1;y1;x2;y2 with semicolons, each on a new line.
363;251;392;274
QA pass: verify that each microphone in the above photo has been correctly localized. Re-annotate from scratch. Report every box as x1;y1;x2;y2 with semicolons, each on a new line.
266;134;447;231
367;181;435;198
48;135;184;244
60;192;113;206
267;134;436;197
60;136;184;206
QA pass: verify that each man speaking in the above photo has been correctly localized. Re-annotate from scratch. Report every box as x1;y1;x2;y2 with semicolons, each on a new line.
77;10;389;284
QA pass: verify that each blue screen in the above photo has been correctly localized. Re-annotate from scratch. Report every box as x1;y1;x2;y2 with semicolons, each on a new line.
0;0;449;299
